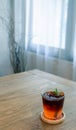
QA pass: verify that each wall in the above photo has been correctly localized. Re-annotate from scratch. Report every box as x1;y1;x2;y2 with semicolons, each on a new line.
0;0;13;76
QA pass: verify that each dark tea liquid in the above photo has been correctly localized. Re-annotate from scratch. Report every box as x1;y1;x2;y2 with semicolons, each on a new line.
42;91;64;120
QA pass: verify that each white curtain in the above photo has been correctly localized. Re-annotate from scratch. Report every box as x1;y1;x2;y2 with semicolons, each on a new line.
0;0;14;76
73;0;76;81
14;0;76;81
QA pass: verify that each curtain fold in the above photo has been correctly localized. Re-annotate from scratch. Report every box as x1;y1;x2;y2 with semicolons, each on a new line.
0;0;14;76
72;0;76;81
11;0;26;73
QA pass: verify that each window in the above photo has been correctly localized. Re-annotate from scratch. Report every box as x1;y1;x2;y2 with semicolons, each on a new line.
32;0;68;49
25;0;74;60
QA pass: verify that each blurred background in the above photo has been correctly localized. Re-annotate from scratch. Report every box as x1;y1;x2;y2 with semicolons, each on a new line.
0;0;76;81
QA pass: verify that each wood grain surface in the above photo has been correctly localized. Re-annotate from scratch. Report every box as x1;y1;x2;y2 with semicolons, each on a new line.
0;69;76;130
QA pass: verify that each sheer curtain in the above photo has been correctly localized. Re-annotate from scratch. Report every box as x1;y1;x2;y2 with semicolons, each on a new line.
73;0;76;81
14;0;76;81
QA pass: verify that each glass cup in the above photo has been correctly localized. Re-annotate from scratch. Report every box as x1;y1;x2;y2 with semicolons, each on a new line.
41;89;65;120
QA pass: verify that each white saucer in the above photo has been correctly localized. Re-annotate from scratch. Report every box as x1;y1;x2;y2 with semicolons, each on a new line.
41;111;65;124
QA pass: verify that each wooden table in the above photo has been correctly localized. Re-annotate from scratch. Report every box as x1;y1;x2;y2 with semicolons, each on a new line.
0;69;76;130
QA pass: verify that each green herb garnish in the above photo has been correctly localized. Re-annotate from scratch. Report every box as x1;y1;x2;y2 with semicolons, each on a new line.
54;88;59;96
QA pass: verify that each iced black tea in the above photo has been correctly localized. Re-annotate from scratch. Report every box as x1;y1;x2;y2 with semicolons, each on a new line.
42;90;64;120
